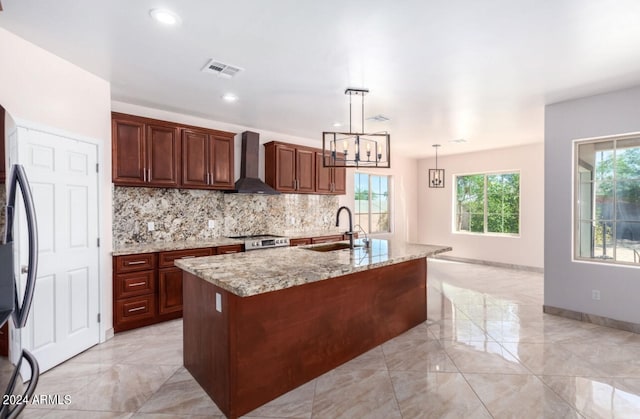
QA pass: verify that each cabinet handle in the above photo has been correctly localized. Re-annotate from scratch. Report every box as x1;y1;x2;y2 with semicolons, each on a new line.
142;168;146;182
128;306;146;313
294;179;298;190
147;169;151;182
180;255;196;259
129;282;146;287
127;260;146;265
208;173;212;185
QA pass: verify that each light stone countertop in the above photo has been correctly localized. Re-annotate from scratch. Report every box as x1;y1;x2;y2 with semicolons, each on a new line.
112;238;245;256
175;238;452;297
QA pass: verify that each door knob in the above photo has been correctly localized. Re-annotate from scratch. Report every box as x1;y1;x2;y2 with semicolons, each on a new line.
21;265;28;274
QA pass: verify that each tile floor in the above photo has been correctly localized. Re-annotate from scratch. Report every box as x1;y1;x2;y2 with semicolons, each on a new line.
21;259;640;418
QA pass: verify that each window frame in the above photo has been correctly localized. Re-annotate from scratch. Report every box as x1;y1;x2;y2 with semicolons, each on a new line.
573;134;640;267
353;172;392;236
452;170;521;237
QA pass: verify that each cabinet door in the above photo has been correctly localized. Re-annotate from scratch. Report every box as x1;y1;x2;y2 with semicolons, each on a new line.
273;144;296;192
210;134;234;189
315;152;332;194
290;238;312;246
146;124;180;187
216;244;244;254
182;129;209;188
112;117;146;185
158;267;183;315
296;148;315;193
333;165;346;194
311;235;345;244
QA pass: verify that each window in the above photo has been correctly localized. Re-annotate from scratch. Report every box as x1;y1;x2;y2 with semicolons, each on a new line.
354;173;390;234
575;136;640;265
454;172;520;235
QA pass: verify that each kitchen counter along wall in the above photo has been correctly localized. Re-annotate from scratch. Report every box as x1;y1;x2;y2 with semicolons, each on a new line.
112;186;339;246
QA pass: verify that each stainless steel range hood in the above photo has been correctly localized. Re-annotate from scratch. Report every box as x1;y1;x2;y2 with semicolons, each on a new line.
227;131;279;195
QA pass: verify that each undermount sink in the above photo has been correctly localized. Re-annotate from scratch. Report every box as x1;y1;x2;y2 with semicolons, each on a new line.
304;242;364;252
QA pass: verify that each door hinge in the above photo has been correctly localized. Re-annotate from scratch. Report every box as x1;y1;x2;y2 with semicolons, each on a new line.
97;313;101;323
96;163;99;173
97;238;100;247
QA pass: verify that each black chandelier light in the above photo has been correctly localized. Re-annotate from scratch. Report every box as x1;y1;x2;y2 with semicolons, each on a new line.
429;144;445;188
322;88;391;168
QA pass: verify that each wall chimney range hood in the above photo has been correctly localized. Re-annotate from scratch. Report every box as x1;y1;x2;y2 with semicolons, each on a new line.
228;131;279;195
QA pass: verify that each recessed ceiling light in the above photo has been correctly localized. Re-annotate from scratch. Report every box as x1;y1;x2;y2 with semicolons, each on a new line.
333;122;342;127
149;9;181;26
366;115;390;122
449;138;467;144
222;93;238;102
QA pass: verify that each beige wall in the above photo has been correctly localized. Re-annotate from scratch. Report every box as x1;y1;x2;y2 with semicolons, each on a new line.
0;28;113;338
417;143;544;269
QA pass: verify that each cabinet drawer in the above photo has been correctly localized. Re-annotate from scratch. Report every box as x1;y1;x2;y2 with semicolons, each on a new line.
311;235;344;244
290;238;312;246
115;295;156;325
158;248;211;268
114;253;157;273
216;244;244;254
115;270;155;299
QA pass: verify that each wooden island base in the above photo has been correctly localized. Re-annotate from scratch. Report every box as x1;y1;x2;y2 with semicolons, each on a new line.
182;258;427;419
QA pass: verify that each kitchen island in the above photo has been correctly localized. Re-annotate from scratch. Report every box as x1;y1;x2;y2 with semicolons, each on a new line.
175;239;451;419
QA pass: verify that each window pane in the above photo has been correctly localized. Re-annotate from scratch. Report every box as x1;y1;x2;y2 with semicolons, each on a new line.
615;138;640;181
615;221;640;263
456;175;484;232
594;142;615;181
577;221;594;258
487;173;519;234
616;180;640;221
470;213;484;232
595;181;614;221
593;221;614;260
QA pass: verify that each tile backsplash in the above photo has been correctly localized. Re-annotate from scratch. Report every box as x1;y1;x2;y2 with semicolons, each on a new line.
113;186;339;246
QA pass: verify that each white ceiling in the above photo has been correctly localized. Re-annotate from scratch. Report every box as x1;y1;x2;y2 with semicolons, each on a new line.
2;0;640;158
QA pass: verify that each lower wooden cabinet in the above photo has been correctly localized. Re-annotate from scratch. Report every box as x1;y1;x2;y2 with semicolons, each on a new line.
113;245;241;333
0;323;8;357
311;235;345;244
289;238;312;246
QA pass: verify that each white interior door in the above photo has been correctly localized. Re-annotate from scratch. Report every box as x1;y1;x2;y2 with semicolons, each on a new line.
14;126;100;373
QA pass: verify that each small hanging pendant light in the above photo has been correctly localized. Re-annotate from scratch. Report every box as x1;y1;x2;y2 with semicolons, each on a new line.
429;144;445;188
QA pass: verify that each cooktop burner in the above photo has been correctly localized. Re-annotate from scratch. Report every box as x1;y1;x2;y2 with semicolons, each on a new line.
227;235;290;251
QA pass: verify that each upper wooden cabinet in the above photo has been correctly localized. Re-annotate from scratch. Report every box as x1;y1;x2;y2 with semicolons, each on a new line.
264;142;316;193
112;112;235;190
112;113;179;187
182;129;234;190
316;152;346;194
265;141;344;195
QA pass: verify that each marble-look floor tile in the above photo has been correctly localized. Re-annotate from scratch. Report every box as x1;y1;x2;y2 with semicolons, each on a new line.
426;318;488;342
335;346;387;371
382;338;458;373
541;375;640;419
131;414;223;419
464;373;582;418
137;367;223;416
311;369;401;418
389;371;492;418
443;340;530;374
243;379;315;418
22;410;134;418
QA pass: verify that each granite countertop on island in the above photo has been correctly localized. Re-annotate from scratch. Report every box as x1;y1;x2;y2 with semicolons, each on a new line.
175;238;451;297
112;237;245;256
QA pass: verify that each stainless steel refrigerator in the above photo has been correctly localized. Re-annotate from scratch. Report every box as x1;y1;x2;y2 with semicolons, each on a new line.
0;165;40;419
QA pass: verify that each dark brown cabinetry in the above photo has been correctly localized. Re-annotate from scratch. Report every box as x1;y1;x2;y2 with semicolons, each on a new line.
289;238;312;246
0;323;7;357
264;142;316;193
315;152;346;194
290;234;353;246
310;235;346;244
112;114;180;187
112;112;235;190
113;253;158;332
113;245;244;333
181;129;235;190
158;248;212;317
265;141;345;195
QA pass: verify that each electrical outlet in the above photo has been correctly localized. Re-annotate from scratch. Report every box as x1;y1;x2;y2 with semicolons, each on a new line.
592;289;601;300
147;221;155;232
290;217;295;225
208;220;215;229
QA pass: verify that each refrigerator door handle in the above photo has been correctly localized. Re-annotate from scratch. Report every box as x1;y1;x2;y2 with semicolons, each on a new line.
2;349;40;419
6;165;39;328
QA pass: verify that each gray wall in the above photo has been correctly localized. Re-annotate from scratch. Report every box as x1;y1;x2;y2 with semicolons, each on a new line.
545;85;640;323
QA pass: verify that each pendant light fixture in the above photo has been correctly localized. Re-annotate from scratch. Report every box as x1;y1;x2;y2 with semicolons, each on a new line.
429;144;445;188
322;88;391;168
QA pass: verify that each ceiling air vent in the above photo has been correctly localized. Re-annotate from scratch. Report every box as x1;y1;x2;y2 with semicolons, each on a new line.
201;59;243;78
